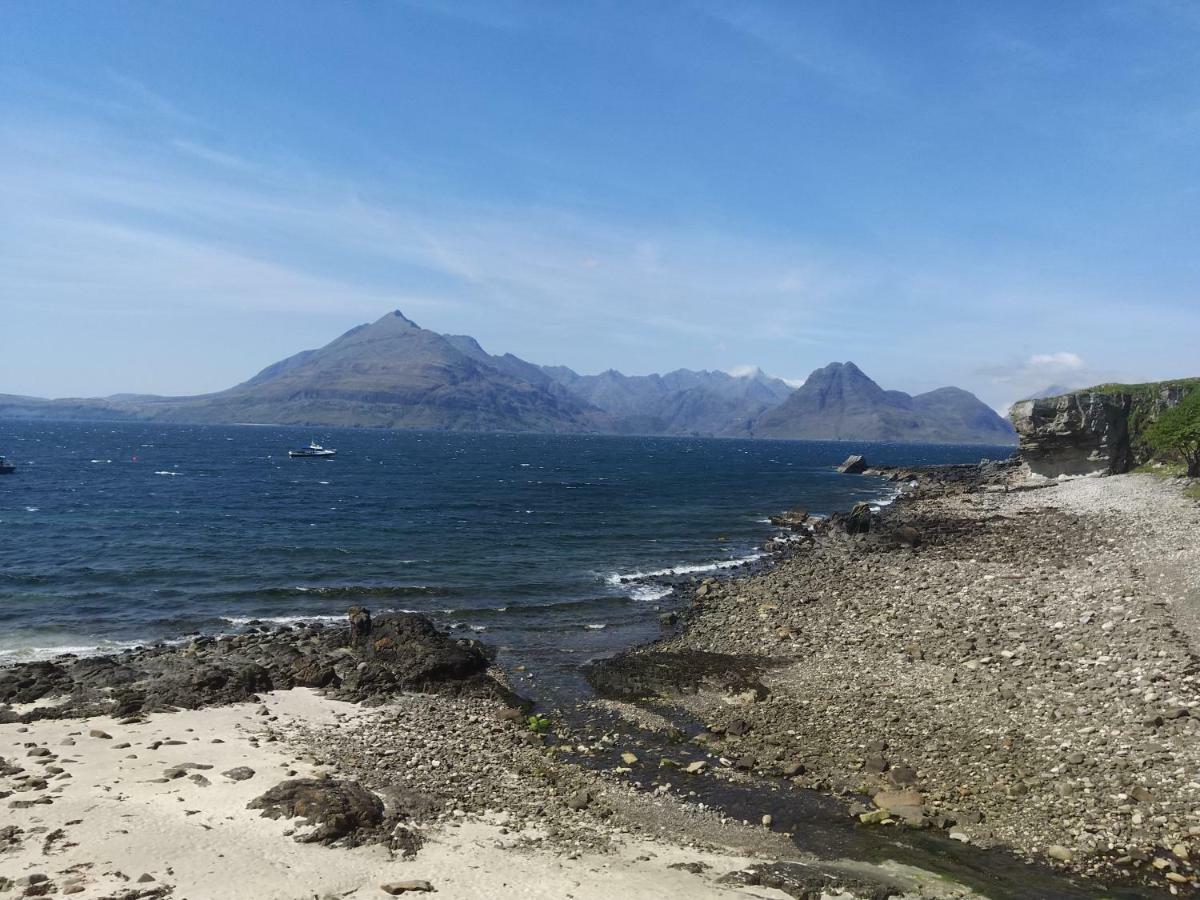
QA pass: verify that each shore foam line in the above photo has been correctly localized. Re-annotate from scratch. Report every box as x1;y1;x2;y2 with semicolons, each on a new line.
606;552;767;585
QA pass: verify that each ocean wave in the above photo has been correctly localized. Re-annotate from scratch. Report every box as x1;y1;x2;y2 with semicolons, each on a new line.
154;470;181;476
220;614;348;626
585;623;607;630
0;638;148;663
606;553;766;584
628;584;674;603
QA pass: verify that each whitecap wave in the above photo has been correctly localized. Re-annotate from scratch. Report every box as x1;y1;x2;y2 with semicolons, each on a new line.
628;584;674;603
154;470;181;476
220;614;347;626
0;639;148;663
606;553;766;584
585;623;607;630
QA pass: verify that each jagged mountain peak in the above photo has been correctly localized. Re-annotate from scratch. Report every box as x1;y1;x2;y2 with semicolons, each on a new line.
751;361;1015;444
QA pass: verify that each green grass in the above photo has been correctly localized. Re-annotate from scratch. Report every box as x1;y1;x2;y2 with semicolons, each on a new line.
1085;377;1200;397
1132;461;1188;478
1187;483;1200;501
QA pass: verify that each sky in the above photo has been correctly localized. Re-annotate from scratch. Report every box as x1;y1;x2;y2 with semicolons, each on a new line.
2;1;1198;411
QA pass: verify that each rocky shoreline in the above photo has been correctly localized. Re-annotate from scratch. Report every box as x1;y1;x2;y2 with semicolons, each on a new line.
588;461;1200;894
4;459;1199;898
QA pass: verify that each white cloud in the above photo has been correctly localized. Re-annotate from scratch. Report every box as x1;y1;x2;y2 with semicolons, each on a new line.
725;364;762;378
1028;351;1084;370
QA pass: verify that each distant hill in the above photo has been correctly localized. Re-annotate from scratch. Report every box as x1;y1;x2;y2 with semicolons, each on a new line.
540;366;793;436
750;362;1016;444
148;311;609;432
1;311;1014;444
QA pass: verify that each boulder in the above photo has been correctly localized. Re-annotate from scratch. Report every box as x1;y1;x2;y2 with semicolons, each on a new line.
837;455;868;474
348;605;372;646
248;778;385;846
845;502;873;535
872;788;925;826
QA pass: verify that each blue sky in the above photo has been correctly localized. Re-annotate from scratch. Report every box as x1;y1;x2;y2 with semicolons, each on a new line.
2;1;1198;410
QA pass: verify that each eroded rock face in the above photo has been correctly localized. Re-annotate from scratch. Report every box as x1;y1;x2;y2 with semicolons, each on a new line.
1010;393;1133;477
1011;385;1192;477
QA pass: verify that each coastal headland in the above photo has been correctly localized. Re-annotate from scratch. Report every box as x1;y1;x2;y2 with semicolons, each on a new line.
2;461;1199;898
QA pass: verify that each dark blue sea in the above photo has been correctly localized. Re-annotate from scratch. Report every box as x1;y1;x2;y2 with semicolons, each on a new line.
0;422;1012;678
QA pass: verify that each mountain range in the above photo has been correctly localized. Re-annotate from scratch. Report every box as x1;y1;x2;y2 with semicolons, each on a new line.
0;310;1016;444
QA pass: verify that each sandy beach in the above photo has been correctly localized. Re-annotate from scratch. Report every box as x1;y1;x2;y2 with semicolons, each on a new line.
2;689;816;899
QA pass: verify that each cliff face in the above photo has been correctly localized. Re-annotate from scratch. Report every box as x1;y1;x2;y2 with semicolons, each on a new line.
1010;381;1197;477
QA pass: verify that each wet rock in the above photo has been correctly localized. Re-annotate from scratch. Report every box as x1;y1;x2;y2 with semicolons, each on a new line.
719;862;900;900
583;650;769;702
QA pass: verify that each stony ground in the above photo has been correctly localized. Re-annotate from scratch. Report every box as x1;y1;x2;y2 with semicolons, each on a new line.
628;471;1200;892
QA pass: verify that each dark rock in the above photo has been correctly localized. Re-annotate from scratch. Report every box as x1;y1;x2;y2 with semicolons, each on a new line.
864;753;888;773
381;882;434;895
893;525;922;548
291;656;339;689
720;862;901;900
888;765;918;786
222;767;255;782
565;789;594;811
330;613;495;703
725;718;751;737
248;778;385;846
348;605;372;646
584;650;769;702
845;502;873;535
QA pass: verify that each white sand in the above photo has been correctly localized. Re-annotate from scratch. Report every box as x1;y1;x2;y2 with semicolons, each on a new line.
1;689;796;899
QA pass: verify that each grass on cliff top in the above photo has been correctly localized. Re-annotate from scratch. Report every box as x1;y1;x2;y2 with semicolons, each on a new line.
1085;377;1200;397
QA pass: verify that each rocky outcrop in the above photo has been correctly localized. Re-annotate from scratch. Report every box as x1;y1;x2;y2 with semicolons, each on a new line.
247;778;387;846
0;610;516;722
1010;381;1197;477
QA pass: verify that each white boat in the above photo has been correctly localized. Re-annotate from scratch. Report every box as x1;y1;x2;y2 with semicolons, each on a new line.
288;441;337;459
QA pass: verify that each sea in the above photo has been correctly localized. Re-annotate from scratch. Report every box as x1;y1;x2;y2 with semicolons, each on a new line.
0;422;1013;681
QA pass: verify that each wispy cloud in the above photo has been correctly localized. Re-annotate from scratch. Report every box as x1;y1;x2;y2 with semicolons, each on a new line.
699;1;895;96
1;93;878;371
170;139;251;170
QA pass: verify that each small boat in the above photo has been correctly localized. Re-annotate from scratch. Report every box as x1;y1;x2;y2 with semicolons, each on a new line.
288;441;337;459
0;456;14;474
